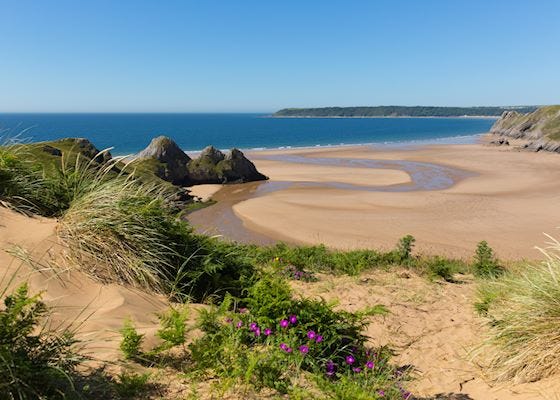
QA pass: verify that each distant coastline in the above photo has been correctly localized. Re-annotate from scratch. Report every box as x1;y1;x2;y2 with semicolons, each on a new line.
269;115;499;119
272;106;537;118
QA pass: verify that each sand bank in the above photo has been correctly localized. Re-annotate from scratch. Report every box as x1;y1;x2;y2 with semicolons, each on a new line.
189;142;560;259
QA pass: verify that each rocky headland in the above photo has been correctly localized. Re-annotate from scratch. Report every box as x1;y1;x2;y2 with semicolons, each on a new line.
490;105;560;153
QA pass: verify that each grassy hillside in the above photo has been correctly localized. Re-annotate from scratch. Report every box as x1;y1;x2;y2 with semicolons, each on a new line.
490;105;560;143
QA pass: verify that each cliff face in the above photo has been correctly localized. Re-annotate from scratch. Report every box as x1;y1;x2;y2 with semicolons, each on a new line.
490;106;560;153
135;137;268;186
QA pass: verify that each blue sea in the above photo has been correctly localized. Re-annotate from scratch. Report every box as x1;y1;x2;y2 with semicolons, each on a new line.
0;113;495;155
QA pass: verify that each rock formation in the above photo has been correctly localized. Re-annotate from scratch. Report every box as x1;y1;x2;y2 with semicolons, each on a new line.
490;106;560;153
41;138;112;163
136;136;192;185
135;136;268;186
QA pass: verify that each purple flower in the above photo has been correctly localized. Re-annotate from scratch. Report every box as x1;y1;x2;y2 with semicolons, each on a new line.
236;321;243;328
315;335;323;343
402;391;412;400
345;355;355;365
280;343;293;353
353;367;362;373
299;345;309;354
249;322;258;332
225;317;233;324
307;330;316;340
280;319;289;328
238;307;248;314
289;314;297;324
378;390;385;397
366;361;374;369
264;328;272;336
254;327;261;337
325;360;336;376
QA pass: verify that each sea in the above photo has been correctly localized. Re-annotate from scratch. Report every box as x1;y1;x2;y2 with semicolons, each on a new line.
0;113;495;156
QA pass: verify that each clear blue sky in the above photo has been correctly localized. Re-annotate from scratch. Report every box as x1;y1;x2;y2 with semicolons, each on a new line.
1;0;559;112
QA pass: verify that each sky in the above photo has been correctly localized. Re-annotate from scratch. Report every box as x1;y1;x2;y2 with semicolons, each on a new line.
0;0;559;112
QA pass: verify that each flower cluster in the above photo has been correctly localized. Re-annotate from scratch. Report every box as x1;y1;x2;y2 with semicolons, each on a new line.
223;308;412;399
272;257;316;282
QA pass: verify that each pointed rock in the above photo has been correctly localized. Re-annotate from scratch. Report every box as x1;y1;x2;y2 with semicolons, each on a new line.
220;148;268;182
136;136;191;185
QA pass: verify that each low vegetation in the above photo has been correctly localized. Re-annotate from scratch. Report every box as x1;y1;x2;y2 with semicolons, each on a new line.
120;276;411;399
0;283;82;399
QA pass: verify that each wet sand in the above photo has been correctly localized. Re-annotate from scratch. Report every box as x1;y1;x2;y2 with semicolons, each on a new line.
188;142;560;259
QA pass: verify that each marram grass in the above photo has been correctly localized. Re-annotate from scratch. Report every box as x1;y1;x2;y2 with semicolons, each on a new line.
478;235;560;383
58;176;179;292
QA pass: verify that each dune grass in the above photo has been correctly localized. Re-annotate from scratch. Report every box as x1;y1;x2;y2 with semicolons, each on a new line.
476;236;560;383
0;141;53;215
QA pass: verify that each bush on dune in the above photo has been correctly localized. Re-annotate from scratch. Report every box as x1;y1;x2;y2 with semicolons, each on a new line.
0;283;82;399
188;275;411;398
477;236;560;382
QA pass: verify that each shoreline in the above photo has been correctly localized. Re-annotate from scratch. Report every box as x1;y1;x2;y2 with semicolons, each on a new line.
268;115;500;119
188;139;560;260
142;133;486;158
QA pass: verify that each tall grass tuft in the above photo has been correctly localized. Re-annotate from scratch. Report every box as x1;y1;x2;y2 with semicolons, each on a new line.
0;140;50;215
58;169;254;299
477;236;560;383
58;175;185;292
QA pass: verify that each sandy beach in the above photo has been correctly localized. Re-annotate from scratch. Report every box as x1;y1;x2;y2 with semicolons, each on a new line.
190;141;560;260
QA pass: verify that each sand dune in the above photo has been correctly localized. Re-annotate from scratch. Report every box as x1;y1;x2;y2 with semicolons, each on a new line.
0;208;171;361
291;270;560;399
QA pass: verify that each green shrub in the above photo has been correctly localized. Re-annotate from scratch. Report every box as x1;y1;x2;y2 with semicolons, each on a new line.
395;235;416;263
0;283;82;399
189;275;410;398
425;256;455;282
120;319;144;360
156;306;189;349
473;241;503;278
113;371;151;399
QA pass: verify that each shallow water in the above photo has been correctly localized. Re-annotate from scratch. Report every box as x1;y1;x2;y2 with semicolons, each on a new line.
188;150;473;244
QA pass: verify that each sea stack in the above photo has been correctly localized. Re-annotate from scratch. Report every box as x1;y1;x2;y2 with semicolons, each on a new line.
136;135;192;185
135;136;268;185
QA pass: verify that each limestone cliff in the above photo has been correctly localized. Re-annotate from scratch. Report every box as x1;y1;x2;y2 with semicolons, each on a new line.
490;106;560;153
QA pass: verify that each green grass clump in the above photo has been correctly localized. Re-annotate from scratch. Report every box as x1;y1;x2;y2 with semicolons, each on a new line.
246;242;391;276
473;241;503;278
0;143;56;215
476;237;560;382
0;283;82;399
